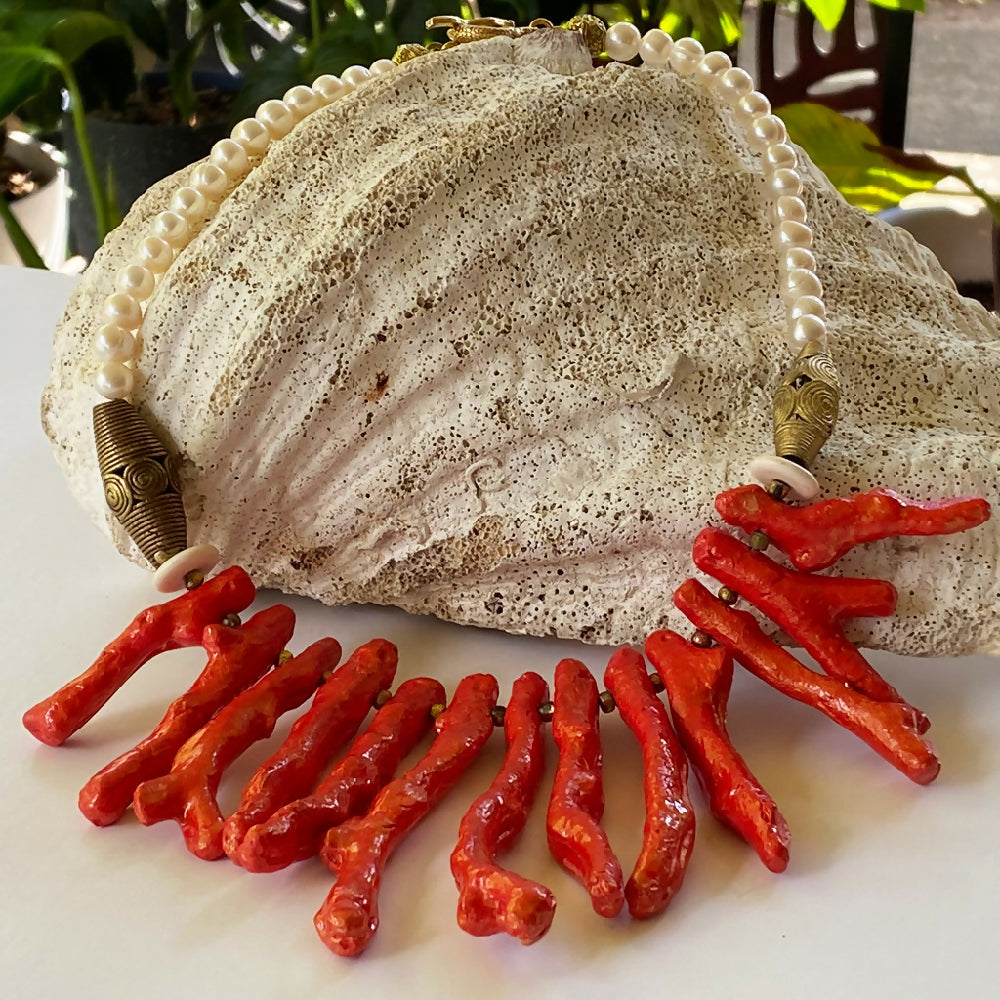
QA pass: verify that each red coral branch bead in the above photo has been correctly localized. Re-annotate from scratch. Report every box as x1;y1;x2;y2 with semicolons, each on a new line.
451;671;556;945
716;485;991;572
315;673;498;958
604;647;695;918
234;676;444;873
78;606;292;826
645;629;791;873
222;638;398;859
692;526;917;717
546;658;625;919
22;566;256;746
132;627;347;861
674;579;939;785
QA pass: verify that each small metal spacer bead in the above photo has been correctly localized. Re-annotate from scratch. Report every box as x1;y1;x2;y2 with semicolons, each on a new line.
221;612;242;628
766;479;791;501
373;688;393;709
749;529;771;551
430;702;446;719
277;649;293;664
538;701;554;722
184;569;205;590
490;704;507;727
718;586;739;605
598;689;616;713
649;671;665;693
691;630;714;648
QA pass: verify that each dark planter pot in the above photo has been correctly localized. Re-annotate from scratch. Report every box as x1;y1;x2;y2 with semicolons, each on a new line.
62;113;227;258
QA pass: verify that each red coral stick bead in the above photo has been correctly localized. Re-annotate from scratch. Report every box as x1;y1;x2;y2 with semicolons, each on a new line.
451;671;556;944
22;566;256;746
674;579;939;785
645;629;791;873
132;628;348;861
716;484;991;572
604;647;695;917
692;526;916;716
78;606;292;826
234;677;444;873
222;639;402;859
546;658;625;919
315;673;498;958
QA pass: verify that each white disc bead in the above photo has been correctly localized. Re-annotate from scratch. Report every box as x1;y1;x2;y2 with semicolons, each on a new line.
784;267;823;302
94;361;134;400
283;85;320;119
735;91;771;122
150;211;189;247
210;138;250;179
790;294;827;320
638;28;673;65
370;59;396;76
789;314;828;348
256;99;295;139
668;37;705;76
313;74;346;103
748;455;820;501
94;324;135;363
696;50;732;84
607;21;642;61
767;168;804;198
169;186;209;223
136;236;173;274
102;292;142;330
717;67;755;102
231;117;271;156
765;143;798;172
341;64;371;87
776;220;813;249
115;264;154;301
153;544;221;594
190;162;229;201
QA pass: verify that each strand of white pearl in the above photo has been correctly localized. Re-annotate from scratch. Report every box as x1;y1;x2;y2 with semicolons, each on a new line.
91;59;397;402
605;22;828;357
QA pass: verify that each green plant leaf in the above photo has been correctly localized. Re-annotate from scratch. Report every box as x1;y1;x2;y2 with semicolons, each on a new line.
46;10;126;65
109;0;170;60
0;40;51;120
868;0;924;12
0;194;47;269
780;102;945;213
802;0;847;32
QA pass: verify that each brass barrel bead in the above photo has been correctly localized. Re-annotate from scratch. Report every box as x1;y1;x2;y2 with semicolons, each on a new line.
277;649;293;664
772;340;841;468
718;586;739;605
598;689;616;713
766;479;790;501
649;672;665;693
538;701;554;722
373;688;393;709
490;704;507;727
691;630;714;648
430;702;446;719
749;529;771;551
184;569;205;590
222;613;241;628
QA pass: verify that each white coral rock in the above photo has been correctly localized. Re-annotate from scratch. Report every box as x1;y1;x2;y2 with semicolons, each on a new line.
43;34;1000;654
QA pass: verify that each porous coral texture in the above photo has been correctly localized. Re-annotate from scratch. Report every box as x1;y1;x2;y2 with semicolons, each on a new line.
43;33;1000;654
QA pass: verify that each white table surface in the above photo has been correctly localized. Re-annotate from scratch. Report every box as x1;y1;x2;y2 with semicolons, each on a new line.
2;263;999;998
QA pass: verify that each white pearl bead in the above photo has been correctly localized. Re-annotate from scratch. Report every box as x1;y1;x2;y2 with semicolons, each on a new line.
313;74;346;103
136;236;173;274
370;59;396;76
764;142;798;172
170;186;209;223
767;168;804;198
717;67;755;101
749;114;788;149
283;85;320;119
102;292;142;330
735;91;771;122
784;267;823;302
94;324;136;363
115;264;154;301
341;64;371;87
782;245;816;273
153;544;221;594
696;50;732;84
256;99;295;139
606;21;642;61
150;210;189;247
776;220;813;249
748;455;820;502
775;195;808;225
790;314;828;348
638;28;673;65
668;37;705;76
231;118;271;156
189;162;229;201
94;361;134;399
790;294;827;321
210;138;251;179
